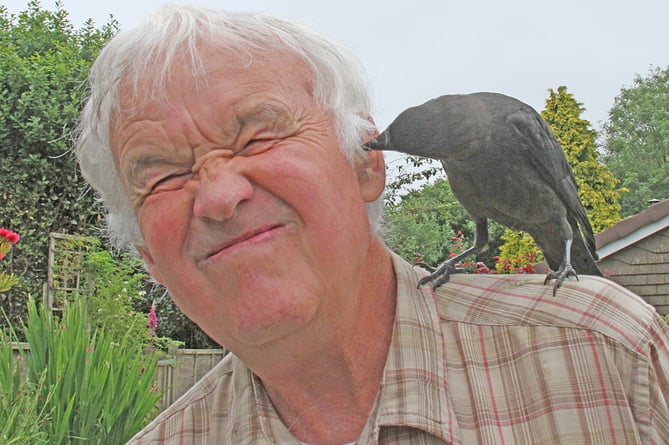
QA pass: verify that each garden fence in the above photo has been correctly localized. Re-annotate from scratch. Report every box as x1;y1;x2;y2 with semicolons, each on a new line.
12;343;226;411
156;348;227;409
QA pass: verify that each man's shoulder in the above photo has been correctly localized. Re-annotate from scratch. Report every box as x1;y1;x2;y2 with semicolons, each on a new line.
126;352;238;444
431;273;662;354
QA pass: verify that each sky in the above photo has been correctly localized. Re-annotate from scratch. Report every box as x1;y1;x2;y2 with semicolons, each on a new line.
3;0;669;138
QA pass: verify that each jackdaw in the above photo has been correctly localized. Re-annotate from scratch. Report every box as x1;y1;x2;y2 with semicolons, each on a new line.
367;92;601;293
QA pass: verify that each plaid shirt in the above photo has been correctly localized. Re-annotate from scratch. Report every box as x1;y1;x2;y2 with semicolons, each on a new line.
127;253;669;444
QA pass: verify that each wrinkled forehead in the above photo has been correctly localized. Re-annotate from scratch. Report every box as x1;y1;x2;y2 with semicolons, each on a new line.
116;42;313;112
110;43;320;150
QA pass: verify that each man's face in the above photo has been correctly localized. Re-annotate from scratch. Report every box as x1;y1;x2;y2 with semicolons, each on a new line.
111;50;385;351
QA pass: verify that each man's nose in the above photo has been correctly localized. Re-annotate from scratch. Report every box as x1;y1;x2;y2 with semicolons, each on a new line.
191;159;254;221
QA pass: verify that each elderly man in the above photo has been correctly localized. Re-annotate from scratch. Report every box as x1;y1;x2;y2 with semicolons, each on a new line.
76;5;669;445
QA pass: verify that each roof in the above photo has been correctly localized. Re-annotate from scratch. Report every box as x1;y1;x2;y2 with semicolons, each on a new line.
596;198;669;259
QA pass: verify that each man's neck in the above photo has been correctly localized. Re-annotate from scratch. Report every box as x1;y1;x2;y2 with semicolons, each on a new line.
250;243;397;444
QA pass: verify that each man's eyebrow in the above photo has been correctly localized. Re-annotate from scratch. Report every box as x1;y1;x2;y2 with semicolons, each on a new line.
240;102;291;125
125;154;191;184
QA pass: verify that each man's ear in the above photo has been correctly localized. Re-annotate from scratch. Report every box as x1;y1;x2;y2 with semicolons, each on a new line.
356;146;386;203
135;245;165;284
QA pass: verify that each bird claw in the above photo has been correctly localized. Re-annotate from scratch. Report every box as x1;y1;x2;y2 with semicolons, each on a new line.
414;262;436;273
417;261;461;290
544;264;579;296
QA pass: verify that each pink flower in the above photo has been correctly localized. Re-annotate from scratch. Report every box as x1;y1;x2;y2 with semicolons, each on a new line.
148;305;158;329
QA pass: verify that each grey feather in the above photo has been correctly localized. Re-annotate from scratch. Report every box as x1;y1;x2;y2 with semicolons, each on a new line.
367;92;601;294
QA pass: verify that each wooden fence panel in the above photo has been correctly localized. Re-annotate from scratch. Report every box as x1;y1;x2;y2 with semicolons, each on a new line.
157;348;227;409
11;343;226;412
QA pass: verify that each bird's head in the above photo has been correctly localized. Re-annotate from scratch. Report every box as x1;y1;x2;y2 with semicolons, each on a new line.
363;103;444;159
363;131;391;152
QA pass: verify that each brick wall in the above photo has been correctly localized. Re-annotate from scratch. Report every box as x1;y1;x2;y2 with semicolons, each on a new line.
598;227;669;315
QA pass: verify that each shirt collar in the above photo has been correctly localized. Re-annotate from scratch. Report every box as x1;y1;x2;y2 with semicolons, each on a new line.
359;253;460;444
228;357;299;444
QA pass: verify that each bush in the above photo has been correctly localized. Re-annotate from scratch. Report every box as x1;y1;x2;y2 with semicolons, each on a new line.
83;248;153;347
0;1;117;332
495;230;540;274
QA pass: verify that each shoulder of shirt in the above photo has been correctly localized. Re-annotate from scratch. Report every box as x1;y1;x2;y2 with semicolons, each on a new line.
127;352;237;443
427;271;665;357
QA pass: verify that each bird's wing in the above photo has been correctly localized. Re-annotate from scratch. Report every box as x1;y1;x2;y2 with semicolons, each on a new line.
506;108;598;257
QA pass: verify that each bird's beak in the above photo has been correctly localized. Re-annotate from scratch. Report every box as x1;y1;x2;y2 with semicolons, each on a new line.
363;132;388;151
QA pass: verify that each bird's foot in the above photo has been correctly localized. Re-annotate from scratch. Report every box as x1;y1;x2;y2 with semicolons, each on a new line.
417;260;462;290
544;264;579;296
414;262;436;273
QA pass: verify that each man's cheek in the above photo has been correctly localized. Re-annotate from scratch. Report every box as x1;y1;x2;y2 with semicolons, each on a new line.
140;209;185;266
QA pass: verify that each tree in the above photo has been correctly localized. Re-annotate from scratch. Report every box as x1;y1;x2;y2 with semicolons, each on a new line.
382;155;442;205
384;177;505;268
0;1;118;328
0;3;219;347
496;86;622;271
603;66;669;217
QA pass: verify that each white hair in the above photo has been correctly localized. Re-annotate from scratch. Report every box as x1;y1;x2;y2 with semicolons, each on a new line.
75;5;383;251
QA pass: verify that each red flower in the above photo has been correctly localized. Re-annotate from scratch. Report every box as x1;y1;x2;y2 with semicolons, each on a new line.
0;228;20;244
